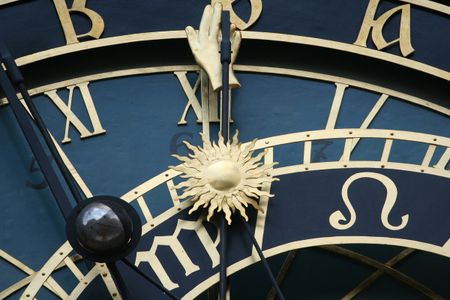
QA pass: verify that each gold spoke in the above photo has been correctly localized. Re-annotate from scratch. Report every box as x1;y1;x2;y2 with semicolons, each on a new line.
319;245;443;300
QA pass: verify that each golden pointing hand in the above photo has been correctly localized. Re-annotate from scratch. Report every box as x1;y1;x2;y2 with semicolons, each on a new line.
186;4;241;91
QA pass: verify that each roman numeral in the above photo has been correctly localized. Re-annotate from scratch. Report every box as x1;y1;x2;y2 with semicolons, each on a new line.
44;82;106;144
325;83;388;160
348;94;389;155
175;71;220;126
326;83;388;132
326;83;349;130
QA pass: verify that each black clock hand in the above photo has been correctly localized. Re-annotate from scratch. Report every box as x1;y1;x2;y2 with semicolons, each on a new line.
219;11;231;300
0;44;140;300
0;46;74;220
0;44;180;300
0;42;84;206
218;12;286;300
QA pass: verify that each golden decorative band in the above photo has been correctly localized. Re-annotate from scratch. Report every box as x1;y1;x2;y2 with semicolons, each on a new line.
1;65;448;115
16;127;450;299
13;31;450;82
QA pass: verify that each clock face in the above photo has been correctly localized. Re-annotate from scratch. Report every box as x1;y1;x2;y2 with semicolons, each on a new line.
0;0;449;299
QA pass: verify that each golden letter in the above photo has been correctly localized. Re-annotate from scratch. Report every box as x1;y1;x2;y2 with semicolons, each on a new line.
53;0;105;44
212;0;262;30
354;0;414;57
329;172;409;231
44;82;106;144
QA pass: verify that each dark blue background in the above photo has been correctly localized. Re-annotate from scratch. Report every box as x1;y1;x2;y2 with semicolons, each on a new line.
131;168;450;298
0;0;448;71
0;0;448;298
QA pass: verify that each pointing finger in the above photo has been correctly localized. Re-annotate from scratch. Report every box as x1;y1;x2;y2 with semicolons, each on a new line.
209;3;222;39
199;5;212;41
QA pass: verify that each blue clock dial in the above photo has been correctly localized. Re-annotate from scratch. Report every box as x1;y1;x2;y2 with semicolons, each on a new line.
0;0;449;299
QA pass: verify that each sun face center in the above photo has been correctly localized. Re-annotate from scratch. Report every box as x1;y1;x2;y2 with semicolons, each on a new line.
204;159;241;191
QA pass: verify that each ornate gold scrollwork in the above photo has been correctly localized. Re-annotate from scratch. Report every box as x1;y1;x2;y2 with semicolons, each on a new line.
329;172;409;231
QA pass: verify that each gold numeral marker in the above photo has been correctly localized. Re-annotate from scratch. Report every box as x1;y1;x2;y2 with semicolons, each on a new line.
44;82;106;144
175;71;222;127
343;94;389;159
326;83;349;130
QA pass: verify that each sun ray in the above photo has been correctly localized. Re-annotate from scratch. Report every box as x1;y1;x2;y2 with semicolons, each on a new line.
171;132;278;223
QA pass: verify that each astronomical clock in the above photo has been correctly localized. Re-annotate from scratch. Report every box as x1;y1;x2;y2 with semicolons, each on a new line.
0;0;449;299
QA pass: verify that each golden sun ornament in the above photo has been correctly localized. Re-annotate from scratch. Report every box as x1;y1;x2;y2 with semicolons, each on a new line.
170;131;279;225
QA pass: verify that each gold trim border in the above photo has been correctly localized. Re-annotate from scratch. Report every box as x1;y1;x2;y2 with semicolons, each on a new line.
1;65;448;116
18;128;450;299
398;0;450;14
13;31;450;82
183;236;450;299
